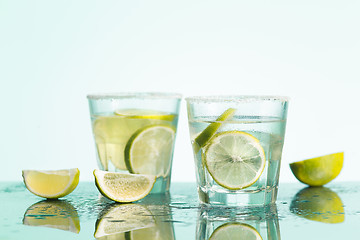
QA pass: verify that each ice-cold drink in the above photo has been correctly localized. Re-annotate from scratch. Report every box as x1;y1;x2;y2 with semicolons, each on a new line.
186;96;288;206
88;93;181;193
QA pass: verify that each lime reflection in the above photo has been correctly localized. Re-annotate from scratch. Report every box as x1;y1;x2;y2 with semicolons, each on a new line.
22;200;80;233
290;187;345;224
196;204;280;240
94;202;175;240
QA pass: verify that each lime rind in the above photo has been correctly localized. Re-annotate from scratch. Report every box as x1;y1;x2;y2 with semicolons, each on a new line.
125;125;175;177
204;131;266;190
93;170;156;203
209;222;262;240
289;152;344;186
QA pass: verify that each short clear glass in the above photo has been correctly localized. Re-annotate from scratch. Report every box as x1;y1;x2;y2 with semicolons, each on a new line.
87;93;182;193
186;96;289;206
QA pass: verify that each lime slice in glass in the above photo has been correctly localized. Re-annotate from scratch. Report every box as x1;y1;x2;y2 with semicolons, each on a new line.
209;222;262;240
22;168;80;199
93;169;155;203
204;131;266;190
125;125;175;177
289;152;344;186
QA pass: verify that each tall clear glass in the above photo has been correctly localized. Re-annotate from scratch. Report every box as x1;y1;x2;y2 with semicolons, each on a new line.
87;93;181;193
186;96;289;206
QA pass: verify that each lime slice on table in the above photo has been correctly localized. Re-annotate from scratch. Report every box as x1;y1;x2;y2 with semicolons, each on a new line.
289;152;344;186
115;109;176;121
22;168;80;199
93;169;156;203
194;108;236;151
209;222;262;240
94;203;155;239
23;200;80;233
204;131;266;190
125;125;175;177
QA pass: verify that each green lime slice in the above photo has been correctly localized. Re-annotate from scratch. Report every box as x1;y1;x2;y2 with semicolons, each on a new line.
125;125;175;177
115;109;176;121
93;170;156;203
194;108;236;151
94;203;155;239
204;131;266;190
289;152;344;186
209;222;262;240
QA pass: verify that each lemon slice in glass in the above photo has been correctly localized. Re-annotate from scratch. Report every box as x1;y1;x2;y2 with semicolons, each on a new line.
194;108;236;151
289;152;344;186
125;125;175;177
22;168;80;199
94;203;155;239
204;131;266;190
93;169;155;203
209;222;262;240
115;109;176;121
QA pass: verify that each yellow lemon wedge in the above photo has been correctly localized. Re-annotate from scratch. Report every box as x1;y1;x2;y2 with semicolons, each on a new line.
290;152;343;186
22;168;80;199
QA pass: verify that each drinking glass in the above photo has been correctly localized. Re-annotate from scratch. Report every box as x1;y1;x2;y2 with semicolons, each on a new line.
88;93;181;193
186;96;289;206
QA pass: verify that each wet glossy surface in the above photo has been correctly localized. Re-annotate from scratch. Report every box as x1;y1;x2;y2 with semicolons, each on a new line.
1;182;360;239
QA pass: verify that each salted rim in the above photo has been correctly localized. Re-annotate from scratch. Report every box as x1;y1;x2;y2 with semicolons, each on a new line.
185;95;289;103
87;92;182;100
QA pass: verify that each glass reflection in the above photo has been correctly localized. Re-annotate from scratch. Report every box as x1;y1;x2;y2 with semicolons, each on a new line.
95;201;175;240
196;204;280;240
22;200;80;233
290;187;345;224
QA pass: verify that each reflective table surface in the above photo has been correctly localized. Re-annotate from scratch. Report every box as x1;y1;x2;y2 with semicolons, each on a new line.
1;182;360;239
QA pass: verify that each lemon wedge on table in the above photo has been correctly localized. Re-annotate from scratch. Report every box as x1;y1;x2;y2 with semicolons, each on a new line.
209;222;262;240
93;169;155;203
289;152;343;186
204;131;266;190
22;168;80;199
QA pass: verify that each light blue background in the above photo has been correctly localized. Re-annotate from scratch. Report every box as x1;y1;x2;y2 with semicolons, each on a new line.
1;0;359;183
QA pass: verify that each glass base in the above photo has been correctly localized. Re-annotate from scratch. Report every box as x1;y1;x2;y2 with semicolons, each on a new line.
150;176;171;194
198;185;279;207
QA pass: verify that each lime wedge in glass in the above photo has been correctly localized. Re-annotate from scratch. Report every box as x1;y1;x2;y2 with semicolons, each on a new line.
194;108;236;151
204;131;266;190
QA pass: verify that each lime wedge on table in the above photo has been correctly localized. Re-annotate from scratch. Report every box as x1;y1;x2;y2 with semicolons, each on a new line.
22;168;79;199
94;203;155;239
194;108;236;150
125;125;175;177
115;109;175;121
209;222;262;240
204;131;266;190
23;200;80;233
93;169;155;203
289;152;343;186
